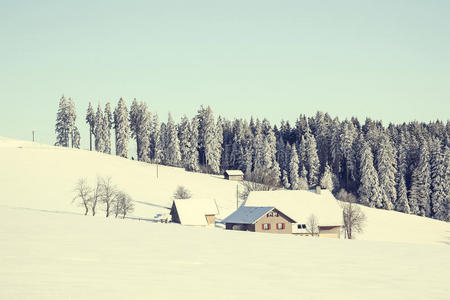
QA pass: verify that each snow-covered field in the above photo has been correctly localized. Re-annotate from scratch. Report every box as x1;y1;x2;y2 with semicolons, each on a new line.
1;137;449;299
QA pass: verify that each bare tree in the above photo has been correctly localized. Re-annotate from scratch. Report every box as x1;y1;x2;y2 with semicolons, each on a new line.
337;189;367;239
90;177;102;216
306;214;319;236
100;176;117;217
173;185;192;199
121;193;134;218
112;191;124;218
73;178;92;215
240;169;280;200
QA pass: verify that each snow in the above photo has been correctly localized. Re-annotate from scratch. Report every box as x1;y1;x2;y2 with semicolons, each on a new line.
0;137;449;299
173;198;218;225
245;190;343;226
222;206;275;224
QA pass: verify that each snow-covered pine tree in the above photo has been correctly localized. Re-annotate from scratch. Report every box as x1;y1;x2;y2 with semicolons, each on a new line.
165;113;181;166
94;104;105;152
430;140;447;220
297;136;307;171
103;102;113;154
86;102;95;151
376;134;397;210
178;115;191;168
72;126;81;149
298;166;309;190
55;95;70;147
396;174;410;214
289;144;300;190
129;98;141;158
152;113;163;164
67;97;77;148
282;170;291;189
304;127;320;187
197;106;221;173
252;119;264;171
216;116;224;171
409;141;431;216
358;142;383;208
444;146;450;222
113;98;130;158
185;117;200;171
320;163;334;191
136;103;151;162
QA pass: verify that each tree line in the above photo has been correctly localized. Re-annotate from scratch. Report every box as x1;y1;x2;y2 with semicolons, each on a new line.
56;96;449;222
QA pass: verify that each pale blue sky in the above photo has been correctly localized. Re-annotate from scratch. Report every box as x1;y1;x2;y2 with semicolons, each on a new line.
0;0;449;148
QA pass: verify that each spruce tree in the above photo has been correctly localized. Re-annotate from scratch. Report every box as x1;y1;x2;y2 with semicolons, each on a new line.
178;115;191;168
136;103;151;162
430;140;447;220
94;104;105;152
129;99;140;158
396;174;410;214
185;117;200;171
165;113;181;166
55;95;69;147
72;127;81;149
103;103;113;154
197;106;221;173
320;163;334;191
358;142;383;208
298;166;309;190
282;170;291;189
86;102;95;151
304;128;320;187
289;144;300;190
152;113;163;164
67;97;77;148
409;141;431;216
376;135;396;210
113;98;130;158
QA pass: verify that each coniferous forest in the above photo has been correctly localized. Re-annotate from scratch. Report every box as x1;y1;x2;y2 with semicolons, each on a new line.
55;96;450;222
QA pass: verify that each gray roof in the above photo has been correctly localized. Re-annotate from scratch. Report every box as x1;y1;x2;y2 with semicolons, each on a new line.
222;206;274;224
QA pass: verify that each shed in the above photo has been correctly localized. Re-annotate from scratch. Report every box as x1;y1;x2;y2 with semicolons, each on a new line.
244;189;343;238
170;198;218;226
224;170;244;181
223;206;296;234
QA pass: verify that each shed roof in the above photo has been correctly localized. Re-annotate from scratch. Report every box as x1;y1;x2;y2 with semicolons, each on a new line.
222;206;275;224
244;189;343;226
173;198;218;226
224;170;244;176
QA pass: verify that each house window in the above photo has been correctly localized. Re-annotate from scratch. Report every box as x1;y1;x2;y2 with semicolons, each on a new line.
276;223;285;230
274;212;279;217
267;212;273;217
297;224;307;229
262;223;271;230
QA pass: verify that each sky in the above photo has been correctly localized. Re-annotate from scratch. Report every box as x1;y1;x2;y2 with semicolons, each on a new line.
0;0;449;149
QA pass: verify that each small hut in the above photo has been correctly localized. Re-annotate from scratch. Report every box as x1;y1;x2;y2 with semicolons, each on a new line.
224;170;244;181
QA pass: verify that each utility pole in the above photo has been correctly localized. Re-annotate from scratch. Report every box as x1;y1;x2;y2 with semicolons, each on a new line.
32;130;35;142
236;184;239;209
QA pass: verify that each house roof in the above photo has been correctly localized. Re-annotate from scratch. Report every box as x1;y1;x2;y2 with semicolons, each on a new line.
222;206;275;224
224;170;244;176
244;189;343;226
173;198;218;226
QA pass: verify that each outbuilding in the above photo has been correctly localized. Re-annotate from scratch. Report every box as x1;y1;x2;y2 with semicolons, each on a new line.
224;170;244;181
170;198;218;226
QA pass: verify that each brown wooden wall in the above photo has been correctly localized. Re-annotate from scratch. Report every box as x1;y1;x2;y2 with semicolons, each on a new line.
254;210;293;234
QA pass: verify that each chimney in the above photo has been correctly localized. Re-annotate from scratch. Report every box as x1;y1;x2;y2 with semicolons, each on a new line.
315;186;321;194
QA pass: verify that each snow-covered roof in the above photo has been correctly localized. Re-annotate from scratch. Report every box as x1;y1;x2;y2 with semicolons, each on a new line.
173;199;218;226
224;170;244;176
222;206;275;224
245;190;343;226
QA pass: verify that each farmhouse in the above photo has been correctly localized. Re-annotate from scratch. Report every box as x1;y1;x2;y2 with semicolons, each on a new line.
170;198;218;226
225;189;343;238
223;206;296;234
224;170;244;181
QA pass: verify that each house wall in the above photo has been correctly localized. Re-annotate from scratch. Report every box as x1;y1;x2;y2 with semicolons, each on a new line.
225;223;255;231
225;175;243;181
205;214;215;225
319;226;341;238
254;210;293;234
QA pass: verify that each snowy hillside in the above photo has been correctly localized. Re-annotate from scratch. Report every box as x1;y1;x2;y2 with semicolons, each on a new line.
1;137;448;244
1;137;449;299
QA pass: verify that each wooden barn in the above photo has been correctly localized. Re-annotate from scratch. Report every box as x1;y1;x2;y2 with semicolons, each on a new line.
170;198;218;226
224;170;244;181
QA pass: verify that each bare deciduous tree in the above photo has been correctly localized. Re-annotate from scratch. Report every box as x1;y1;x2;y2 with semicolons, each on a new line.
100;176;117;217
73;178;92;215
114;192;134;218
337;189;367;239
306;214;319;236
173;185;192;199
90;177;102;216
